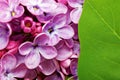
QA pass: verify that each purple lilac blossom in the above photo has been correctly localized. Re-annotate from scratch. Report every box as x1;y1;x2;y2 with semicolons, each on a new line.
43;14;74;45
19;33;57;69
0;54;27;80
0;0;24;22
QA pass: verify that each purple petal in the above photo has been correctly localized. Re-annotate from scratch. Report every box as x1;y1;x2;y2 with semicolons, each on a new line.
55;40;64;49
24;70;37;79
73;41;80;55
8;0;20;6
49;33;61;46
39;60;56;75
50;3;67;15
1;54;17;71
70;59;78;76
40;3;57;13
36;13;53;23
39;46;57;59
44;71;65;80
0;10;11;22
0;1;12;22
70;7;82;24
0;63;3;74
34;33;49;45
25;50;40;69
61;66;69;75
19;42;33;55
11;64;27;78
65;39;74;48
71;23;78;39
53;14;67;29
0;36;9;50
0;23;12;50
56;25;74;39
56;44;73;61
68;0;83;8
13;5;24;18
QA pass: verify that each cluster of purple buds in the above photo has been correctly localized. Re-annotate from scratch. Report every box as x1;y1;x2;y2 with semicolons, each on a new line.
0;0;83;80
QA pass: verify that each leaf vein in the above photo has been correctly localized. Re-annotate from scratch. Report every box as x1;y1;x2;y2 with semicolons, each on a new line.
87;0;120;40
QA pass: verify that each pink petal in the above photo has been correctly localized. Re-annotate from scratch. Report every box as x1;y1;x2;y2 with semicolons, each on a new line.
11;64;27;78
19;42;33;55
34;33;49;45
39;46;57;59
56;25;74;39
25;50;40;69
60;59;71;68
70;7;82;24
39;60;56;75
61;66;69;75
56;44;73;61
1;54;17;71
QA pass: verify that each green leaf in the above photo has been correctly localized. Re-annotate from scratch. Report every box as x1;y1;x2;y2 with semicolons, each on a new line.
78;0;120;80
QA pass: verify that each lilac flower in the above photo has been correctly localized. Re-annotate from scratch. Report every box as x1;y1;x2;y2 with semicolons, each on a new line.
21;17;36;33
68;0;83;23
38;59;56;75
43;14;74;45
55;40;73;61
0;23;12;50
0;0;24;22
19;33;57;69
20;0;67;16
0;54;27;80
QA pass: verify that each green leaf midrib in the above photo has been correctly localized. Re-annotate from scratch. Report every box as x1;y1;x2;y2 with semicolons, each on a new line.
87;0;120;40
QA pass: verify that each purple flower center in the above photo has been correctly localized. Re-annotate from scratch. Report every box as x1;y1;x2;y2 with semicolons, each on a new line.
33;5;39;11
4;70;10;76
48;28;54;34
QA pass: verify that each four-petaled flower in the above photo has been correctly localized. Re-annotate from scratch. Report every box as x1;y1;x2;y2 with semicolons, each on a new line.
0;0;24;22
43;14;74;45
19;33;57;69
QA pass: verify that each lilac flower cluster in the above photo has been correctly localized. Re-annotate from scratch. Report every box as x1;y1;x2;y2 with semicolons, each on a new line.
0;0;83;80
